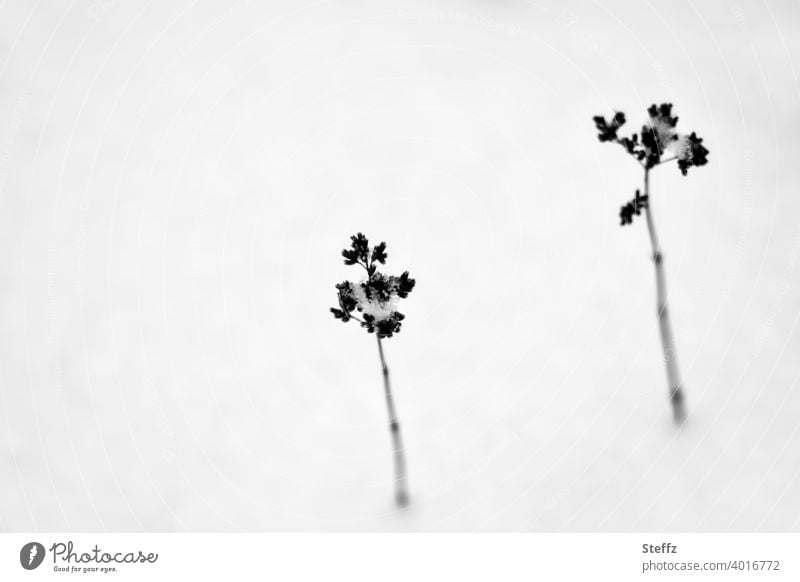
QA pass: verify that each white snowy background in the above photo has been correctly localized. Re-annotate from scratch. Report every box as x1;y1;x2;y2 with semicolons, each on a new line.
1;0;799;531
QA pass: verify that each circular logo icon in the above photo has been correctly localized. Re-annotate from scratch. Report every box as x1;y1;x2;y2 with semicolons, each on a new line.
20;542;45;570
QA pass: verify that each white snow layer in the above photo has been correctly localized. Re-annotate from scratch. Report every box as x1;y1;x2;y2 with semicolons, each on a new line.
1;0;799;531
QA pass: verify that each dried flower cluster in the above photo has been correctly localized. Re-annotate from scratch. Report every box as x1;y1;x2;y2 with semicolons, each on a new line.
594;103;709;226
331;233;416;338
619;189;648;226
594;103;709;172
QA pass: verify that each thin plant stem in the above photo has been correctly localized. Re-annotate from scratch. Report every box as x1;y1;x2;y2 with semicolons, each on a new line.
643;168;687;424
376;336;410;507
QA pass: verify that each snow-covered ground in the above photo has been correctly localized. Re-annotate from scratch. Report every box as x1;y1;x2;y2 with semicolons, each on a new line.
1;0;799;531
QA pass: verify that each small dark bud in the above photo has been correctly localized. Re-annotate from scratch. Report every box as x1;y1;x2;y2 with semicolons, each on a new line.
371;241;388;264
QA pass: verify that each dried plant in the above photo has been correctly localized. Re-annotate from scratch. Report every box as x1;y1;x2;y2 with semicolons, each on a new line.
331;233;416;506
594;103;709;424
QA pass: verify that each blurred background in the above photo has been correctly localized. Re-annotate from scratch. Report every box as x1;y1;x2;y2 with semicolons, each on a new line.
1;0;799;531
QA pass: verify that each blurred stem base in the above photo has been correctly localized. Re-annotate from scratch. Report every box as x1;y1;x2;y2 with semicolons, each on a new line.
644;168;688;425
377;336;410;507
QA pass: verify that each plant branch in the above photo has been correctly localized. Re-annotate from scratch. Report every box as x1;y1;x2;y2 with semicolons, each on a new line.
613;138;645;167
643;168;687;424
376;336;409;507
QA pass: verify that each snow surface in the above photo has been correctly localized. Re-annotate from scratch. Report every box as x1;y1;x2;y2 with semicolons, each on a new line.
1;0;799;531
